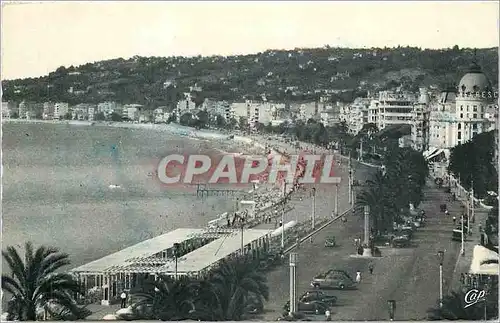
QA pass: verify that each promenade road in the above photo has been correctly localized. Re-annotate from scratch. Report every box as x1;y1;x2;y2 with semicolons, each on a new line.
258;178;463;321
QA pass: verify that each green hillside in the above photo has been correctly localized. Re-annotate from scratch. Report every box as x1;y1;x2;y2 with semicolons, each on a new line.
2;46;498;109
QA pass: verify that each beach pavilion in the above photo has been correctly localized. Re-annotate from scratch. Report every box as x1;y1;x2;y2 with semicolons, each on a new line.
70;228;273;306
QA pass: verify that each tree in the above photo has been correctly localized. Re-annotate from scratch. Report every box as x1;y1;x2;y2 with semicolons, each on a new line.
10;111;19;119
131;277;195;320
63;112;72;120
215;114;226;128
109;112;122;122
428;288;498;320
207;255;269;320
238;117;248;131
195;110;209;129
1;242;88;321
95;112;105;121
179;112;194;126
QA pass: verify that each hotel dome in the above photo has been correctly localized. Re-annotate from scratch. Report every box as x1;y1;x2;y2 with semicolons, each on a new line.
458;63;491;94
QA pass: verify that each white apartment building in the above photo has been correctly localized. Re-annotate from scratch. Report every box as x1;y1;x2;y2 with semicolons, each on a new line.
124;104;143;121
428;64;497;150
230;101;274;129
369;91;417;130
176;96;196;120
320;108;339;127
411;88;431;152
43;102;55;119
88;106;96;121
290;102;318;121
2;101;11;118
97;102;118;116
54;102;69;119
71;103;94;120
347;97;371;134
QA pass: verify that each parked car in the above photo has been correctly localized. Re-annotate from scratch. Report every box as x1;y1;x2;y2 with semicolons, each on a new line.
283;300;329;314
391;236;410;248
299;290;337;306
311;270;356;289
324;236;336;247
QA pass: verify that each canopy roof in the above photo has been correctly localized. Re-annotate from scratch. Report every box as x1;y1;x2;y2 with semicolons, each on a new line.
469;245;499;275
70;228;206;274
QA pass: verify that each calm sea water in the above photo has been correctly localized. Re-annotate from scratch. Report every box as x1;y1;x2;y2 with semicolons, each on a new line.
2;123;245;267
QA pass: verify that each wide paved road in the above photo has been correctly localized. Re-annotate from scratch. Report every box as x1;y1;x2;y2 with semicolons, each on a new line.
257;171;462;320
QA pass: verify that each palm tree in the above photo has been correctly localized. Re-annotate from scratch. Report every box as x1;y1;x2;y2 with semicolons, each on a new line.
355;171;398;235
1;242;87;321
208;255;269;320
130;276;195;320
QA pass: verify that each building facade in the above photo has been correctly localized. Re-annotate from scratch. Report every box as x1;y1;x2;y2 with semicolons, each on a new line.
411;88;431;152
427;64;497;150
369;91;417;130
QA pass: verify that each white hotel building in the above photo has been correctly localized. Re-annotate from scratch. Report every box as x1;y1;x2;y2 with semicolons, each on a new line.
428;64;497;150
368;90;416;130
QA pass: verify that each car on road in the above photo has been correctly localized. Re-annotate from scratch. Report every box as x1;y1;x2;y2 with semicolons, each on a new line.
391;236;411;248
324;236;336;247
310;270;356;290
299;290;337;306
283;300;329;315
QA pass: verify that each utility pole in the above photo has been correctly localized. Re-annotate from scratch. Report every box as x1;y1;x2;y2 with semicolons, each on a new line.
470;179;474;232
289;253;298;316
364;205;370;246
348;152;353;205
461;213;465;256
335;184;339;217
310;187;316;243
281;182;286;249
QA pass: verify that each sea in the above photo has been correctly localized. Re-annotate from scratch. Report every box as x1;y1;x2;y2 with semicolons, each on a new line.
1;122;253;268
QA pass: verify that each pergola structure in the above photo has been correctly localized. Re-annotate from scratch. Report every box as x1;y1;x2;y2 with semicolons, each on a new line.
70;228;273;306
70;228;206;305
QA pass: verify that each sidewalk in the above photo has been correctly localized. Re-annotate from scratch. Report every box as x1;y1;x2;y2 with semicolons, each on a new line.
448;186;492;292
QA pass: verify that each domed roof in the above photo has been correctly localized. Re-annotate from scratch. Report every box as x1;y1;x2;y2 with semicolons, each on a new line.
458;63;491;93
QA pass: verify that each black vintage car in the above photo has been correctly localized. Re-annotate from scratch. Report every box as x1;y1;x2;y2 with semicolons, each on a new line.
283;300;329;314
299;290;337;306
391;236;410;248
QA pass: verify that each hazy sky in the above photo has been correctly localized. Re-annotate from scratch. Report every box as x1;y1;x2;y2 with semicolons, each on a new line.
1;1;499;80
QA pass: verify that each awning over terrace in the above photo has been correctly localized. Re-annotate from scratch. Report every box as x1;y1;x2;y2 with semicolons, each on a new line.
70;228;206;274
469;245;499;276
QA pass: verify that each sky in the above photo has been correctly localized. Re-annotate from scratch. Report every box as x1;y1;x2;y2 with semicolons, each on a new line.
1;1;499;80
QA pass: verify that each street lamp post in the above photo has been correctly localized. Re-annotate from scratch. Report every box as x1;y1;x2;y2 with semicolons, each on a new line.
461;213;465;256
289;253;298;316
281;182;286;249
387;300;396;321
437;250;444;308
310;187;316;243
335;184;339;217
173;243;180;280
348;152;353;205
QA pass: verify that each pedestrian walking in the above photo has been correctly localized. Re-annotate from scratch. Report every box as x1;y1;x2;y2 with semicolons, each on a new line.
279;220;283;227
445;209;449;216
368;263;374;274
120;291;127;308
452;216;457;224
355;271;361;283
325;310;331;321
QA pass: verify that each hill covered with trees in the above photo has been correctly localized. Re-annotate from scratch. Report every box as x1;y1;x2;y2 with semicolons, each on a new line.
2;46;497;109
